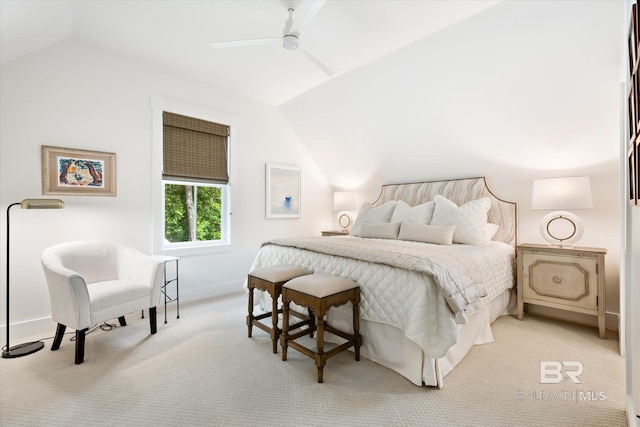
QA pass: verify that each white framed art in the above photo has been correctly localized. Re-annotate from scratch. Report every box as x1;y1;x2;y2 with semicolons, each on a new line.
265;163;300;218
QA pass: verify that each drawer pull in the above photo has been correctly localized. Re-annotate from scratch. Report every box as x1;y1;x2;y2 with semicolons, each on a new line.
553;276;562;284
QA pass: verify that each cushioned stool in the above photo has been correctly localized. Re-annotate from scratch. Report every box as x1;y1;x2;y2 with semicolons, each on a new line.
247;265;313;353
280;273;362;383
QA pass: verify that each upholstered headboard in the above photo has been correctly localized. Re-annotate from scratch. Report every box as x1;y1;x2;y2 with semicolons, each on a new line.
372;177;517;248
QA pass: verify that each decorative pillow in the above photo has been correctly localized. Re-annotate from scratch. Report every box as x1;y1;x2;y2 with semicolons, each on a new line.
359;222;400;240
390;200;435;225
398;222;456;245
349;201;397;236
430;195;492;244
483;223;500;242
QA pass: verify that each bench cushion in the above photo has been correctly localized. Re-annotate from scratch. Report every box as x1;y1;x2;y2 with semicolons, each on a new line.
284;273;358;298
249;265;312;283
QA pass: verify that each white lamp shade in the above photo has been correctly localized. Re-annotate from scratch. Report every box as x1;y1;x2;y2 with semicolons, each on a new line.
531;177;593;210
333;192;356;211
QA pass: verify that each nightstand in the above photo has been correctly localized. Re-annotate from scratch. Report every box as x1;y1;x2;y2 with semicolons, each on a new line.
321;230;349;236
517;243;606;339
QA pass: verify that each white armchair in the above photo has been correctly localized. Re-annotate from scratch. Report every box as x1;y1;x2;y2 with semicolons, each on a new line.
41;240;164;364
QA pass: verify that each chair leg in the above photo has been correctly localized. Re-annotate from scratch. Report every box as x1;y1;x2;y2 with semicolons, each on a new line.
51;323;66;351
118;316;127;327
149;307;157;334
75;329;87;364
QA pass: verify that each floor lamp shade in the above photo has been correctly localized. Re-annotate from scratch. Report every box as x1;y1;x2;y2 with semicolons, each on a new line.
3;198;64;359
531;177;592;246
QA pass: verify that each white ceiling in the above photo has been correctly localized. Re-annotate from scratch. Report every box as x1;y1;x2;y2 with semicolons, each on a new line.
0;0;501;105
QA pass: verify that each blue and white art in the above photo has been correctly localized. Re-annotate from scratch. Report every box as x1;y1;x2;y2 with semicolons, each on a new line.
266;164;300;218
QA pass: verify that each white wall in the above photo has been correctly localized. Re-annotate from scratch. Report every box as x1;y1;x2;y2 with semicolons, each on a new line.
626;208;640;423
281;1;624;328
0;40;332;338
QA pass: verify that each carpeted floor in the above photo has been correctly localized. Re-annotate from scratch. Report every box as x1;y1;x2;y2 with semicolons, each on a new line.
0;291;626;426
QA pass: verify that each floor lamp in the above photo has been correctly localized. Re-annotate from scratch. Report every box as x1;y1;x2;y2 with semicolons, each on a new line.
2;198;64;359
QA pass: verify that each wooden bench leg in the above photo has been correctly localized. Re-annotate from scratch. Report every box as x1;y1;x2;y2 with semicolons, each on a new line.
308;308;315;338
316;314;326;383
281;299;290;361
353;296;361;361
247;284;254;338
271;288;280;354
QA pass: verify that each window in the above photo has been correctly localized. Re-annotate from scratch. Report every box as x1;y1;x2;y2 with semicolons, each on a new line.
164;181;226;243
161;111;230;249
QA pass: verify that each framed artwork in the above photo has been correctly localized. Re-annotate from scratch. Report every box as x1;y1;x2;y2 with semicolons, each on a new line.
629;81;636;142
265;163;300;218
630;146;636;206
635;71;640;133
637;140;640;205
42;145;117;196
629;3;637;78
629;4;640;207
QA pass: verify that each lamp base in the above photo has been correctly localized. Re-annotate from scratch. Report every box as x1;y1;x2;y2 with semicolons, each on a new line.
539;210;584;247
1;340;45;358
337;211;353;232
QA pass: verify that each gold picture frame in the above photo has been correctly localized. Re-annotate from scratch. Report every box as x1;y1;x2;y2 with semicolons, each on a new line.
42;145;117;196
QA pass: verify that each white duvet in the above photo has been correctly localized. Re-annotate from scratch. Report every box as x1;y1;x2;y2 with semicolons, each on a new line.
249;236;515;359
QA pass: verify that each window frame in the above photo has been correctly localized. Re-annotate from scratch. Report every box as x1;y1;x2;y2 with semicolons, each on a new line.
151;96;233;256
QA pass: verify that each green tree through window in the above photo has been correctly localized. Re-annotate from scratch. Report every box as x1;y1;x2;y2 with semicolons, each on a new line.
164;184;222;243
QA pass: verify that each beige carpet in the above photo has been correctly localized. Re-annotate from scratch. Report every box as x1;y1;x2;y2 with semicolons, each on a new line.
0;291;626;426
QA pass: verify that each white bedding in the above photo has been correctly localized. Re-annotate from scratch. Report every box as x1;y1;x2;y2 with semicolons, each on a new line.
249;236;515;359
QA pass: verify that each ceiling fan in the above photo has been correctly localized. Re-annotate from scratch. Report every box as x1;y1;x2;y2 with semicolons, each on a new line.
209;1;334;76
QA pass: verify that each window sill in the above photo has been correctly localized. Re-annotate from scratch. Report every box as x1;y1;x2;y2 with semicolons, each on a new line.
157;241;231;257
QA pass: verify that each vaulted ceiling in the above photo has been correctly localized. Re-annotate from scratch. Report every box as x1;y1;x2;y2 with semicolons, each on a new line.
0;0;500;105
1;0;626;192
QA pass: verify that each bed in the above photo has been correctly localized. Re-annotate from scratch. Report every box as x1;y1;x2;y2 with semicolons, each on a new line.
249;177;516;387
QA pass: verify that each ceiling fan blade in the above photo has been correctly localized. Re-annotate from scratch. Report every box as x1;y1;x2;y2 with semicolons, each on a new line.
210;37;281;49
289;0;325;35
297;41;334;76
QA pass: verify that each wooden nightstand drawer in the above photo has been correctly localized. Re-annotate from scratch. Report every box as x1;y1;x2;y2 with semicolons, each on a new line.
517;243;606;339
522;253;597;312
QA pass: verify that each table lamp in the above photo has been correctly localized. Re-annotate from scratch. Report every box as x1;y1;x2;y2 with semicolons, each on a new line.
333;192;356;232
531;177;592;247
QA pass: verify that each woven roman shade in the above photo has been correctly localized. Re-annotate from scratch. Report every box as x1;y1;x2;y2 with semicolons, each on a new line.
163;112;230;184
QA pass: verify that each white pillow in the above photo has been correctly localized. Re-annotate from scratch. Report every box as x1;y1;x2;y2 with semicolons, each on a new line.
398;222;456;245
359;222;400;240
390;200;435;225
349;201;397;236
483;223;500;242
430;195;492;245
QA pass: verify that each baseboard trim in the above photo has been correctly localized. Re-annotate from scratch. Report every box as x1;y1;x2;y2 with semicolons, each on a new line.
524;305;620;332
0;279;246;342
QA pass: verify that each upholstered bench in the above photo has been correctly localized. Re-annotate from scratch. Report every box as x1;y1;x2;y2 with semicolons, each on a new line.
246;265;313;353
280;273;362;383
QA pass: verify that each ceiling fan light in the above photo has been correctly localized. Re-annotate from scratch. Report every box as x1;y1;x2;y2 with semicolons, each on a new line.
283;35;299;50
